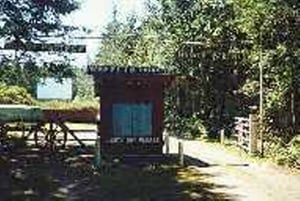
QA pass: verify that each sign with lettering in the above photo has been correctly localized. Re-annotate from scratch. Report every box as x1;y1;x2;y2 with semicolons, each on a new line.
88;65;166;74
4;42;86;53
107;137;160;144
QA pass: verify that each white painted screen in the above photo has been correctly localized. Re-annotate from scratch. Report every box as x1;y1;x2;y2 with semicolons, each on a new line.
37;78;72;100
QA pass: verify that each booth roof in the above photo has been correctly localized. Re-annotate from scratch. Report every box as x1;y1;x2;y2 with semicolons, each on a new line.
87;65;168;75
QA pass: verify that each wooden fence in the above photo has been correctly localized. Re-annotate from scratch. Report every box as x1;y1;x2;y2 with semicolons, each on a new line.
232;114;258;154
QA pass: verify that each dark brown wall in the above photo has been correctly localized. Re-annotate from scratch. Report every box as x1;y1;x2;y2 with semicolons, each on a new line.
97;75;167;155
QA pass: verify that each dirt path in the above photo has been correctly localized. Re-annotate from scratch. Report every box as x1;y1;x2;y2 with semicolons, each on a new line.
169;137;300;201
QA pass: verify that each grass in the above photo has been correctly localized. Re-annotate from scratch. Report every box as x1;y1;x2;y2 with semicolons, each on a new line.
0;145;234;201
37;99;99;110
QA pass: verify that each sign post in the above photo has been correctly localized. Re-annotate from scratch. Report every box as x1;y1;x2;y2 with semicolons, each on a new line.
165;131;170;154
179;140;184;166
94;136;101;169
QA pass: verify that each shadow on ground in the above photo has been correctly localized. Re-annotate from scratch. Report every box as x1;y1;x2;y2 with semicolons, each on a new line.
0;146;236;201
184;155;249;168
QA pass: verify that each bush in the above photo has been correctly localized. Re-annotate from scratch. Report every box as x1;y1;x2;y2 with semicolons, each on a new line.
72;69;95;100
265;135;300;169
167;113;207;139
0;83;35;105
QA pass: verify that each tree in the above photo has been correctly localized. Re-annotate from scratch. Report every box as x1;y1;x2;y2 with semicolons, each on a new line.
96;0;245;135
0;0;79;45
233;0;299;141
72;68;95;100
96;4;177;68
96;0;299;140
0;0;80;94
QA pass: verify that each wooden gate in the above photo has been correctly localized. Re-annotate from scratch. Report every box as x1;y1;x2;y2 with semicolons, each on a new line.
233;114;258;154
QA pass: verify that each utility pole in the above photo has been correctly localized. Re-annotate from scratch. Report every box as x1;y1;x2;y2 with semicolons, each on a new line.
259;54;264;156
259;30;264;156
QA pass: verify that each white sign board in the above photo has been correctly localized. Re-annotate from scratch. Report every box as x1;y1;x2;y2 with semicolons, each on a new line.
107;137;160;144
37;78;72;100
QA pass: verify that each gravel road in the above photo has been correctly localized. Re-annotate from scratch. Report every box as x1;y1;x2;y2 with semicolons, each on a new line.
168;137;300;201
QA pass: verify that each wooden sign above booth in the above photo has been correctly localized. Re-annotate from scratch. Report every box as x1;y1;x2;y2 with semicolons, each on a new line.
88;65;174;96
87;65;167;75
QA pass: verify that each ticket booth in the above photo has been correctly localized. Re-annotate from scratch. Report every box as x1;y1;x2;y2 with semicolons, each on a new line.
88;65;173;155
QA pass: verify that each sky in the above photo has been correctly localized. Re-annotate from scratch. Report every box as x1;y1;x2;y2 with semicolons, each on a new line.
64;0;148;66
64;0;147;31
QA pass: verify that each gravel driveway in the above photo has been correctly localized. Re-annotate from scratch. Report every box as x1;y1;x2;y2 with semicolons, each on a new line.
168;137;300;201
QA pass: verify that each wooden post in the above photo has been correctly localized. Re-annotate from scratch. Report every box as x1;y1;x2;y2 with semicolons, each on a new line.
220;129;225;145
291;91;296;134
96;113;101;137
178;140;184;166
94;135;101;169
249;114;258;154
95;112;101;168
63;130;67;149
165;131;170;154
20;122;25;138
49;122;55;151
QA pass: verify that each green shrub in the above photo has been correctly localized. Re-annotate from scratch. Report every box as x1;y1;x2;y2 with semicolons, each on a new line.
265;135;300;169
73;69;95;100
0;83;35;105
169;113;207;139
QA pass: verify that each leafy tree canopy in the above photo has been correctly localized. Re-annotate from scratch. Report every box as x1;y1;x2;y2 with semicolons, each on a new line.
96;0;299;140
0;0;79;44
0;0;80;94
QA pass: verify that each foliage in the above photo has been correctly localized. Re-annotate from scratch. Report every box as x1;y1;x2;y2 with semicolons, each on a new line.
96;0;299;156
96;0;247;133
72;68;95;100
0;0;80;94
0;60;75;95
181;114;207;139
0;83;35;105
233;0;300;139
0;0;79;44
96;8;177;69
265;135;300;169
165;109;207;139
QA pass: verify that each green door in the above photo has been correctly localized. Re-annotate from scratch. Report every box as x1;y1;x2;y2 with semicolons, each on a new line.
112;103;152;137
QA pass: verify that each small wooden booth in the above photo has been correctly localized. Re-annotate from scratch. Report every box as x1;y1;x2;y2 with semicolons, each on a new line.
88;65;173;155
